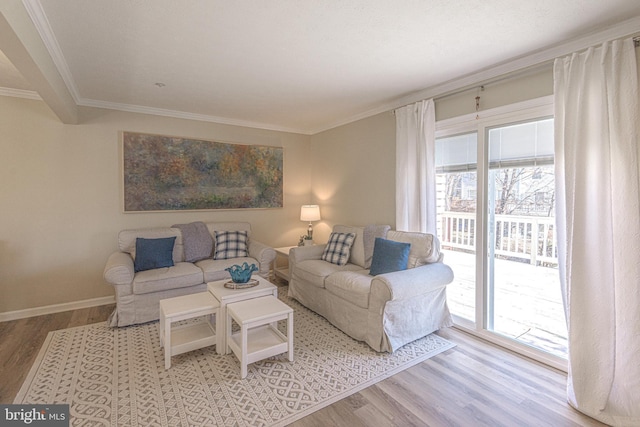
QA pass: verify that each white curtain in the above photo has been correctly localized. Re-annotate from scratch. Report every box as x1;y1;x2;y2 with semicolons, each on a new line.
395;99;436;233
554;38;640;426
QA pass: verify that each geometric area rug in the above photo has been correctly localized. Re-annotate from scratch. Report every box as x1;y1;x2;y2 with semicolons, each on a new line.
15;288;455;426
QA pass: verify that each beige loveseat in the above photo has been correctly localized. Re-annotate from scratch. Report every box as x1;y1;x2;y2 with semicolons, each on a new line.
104;221;275;327
288;224;453;352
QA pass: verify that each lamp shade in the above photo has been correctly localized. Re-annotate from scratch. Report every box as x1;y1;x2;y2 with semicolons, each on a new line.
300;205;321;222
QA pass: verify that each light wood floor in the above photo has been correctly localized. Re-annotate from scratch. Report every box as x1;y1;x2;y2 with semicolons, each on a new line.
0;304;606;427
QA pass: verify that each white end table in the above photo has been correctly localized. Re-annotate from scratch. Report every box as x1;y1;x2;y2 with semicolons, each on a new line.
159;292;219;369
226;295;293;379
273;246;296;281
207;275;278;355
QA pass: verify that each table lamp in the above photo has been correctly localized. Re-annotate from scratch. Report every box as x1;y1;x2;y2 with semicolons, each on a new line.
300;205;321;240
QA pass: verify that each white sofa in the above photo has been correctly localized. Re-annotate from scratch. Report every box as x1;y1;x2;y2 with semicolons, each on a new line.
288;224;453;352
104;221;275;327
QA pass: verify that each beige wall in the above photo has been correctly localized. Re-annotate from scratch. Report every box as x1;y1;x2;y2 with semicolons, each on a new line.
435;68;554;121
0;96;311;313
308;68;554;243
308;112;397;243
0;61;622;315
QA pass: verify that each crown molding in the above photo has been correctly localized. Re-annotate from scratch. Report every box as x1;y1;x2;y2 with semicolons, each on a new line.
18;2;640;135
21;0;309;134
78;98;312;135
21;0;80;103
0;86;41;100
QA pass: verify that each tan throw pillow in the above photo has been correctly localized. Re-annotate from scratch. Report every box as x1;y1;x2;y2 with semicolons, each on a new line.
386;231;440;268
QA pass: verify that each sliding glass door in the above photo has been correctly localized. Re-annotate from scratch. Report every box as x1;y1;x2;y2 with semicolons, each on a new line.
435;132;477;324
486;118;566;358
435;101;567;365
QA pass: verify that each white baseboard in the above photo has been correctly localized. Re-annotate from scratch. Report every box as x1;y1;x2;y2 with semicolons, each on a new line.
0;296;116;322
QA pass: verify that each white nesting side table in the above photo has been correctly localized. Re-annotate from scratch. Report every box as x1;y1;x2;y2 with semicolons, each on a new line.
207;276;278;355
159;292;219;369
273;246;296;281
226;295;294;379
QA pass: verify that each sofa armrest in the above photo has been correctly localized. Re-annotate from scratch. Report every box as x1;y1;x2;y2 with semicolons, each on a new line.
248;240;276;277
103;252;135;286
370;262;454;303
289;245;325;263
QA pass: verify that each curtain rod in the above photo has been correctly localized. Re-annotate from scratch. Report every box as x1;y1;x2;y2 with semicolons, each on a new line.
391;63;551;114
432;63;552;103
396;34;640;110
390;63;551;113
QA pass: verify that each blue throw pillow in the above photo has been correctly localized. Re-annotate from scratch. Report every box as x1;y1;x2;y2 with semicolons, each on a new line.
369;237;410;276
134;237;176;272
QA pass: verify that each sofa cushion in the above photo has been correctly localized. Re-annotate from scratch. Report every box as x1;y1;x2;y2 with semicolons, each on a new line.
387;231;441;267
363;225;391;268
132;262;204;295
369;238;410;276
292;259;361;288
322;232;356;266
171;221;213;262
134;237;176;272
119;227;184;263
333;225;365;268
214;230;249;259
325;270;373;309
196;256;258;282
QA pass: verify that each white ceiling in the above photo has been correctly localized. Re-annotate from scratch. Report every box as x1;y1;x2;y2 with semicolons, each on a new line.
2;0;640;134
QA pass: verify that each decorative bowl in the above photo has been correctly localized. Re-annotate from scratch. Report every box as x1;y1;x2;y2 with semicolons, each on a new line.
225;262;259;283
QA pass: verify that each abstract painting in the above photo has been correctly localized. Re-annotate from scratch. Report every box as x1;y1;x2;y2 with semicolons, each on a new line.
122;132;283;211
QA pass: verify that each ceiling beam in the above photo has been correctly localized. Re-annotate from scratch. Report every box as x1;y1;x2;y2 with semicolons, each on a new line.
0;1;77;123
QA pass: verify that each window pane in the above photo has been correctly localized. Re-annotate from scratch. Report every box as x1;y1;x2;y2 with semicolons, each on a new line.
486;119;567;357
436;133;477;172
488;118;554;167
436;132;477;323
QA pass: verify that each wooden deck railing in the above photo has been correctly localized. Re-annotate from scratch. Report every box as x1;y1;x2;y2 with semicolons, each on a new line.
438;211;558;266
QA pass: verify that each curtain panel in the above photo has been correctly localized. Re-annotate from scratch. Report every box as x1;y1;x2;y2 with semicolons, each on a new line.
554;37;640;426
395;99;436;233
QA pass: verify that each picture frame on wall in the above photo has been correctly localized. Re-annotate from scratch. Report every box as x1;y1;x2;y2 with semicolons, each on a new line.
121;131;283;212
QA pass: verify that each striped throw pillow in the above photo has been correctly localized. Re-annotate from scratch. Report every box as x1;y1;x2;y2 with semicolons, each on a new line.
321;232;356;266
213;230;249;260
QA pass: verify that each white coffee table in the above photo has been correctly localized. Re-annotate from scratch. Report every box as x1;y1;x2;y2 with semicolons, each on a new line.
226;295;293;379
207;275;278;355
159;292;219;369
